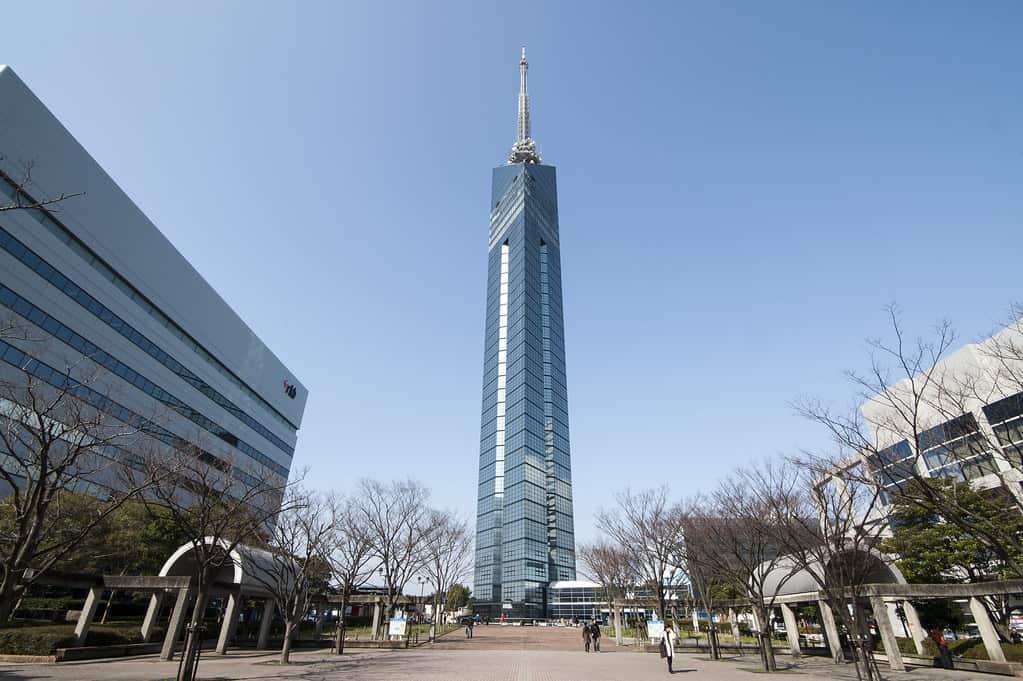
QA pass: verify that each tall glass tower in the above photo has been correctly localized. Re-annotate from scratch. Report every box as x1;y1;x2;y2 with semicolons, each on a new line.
473;49;576;620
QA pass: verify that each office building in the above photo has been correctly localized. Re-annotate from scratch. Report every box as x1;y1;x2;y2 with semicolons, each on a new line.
473;50;576;619
836;317;1023;528
0;66;306;510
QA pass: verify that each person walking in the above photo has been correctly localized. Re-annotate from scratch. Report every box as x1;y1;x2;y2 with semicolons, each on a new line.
465;618;474;639
930;628;952;669
591;621;602;652
583;621;592;652
661;623;679;674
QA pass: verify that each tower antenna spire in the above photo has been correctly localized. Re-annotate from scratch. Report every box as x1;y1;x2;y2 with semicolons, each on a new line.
509;47;540;164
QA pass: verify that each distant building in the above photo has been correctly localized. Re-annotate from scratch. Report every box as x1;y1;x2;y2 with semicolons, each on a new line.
0;66;306;511
473;50;576;620
845;318;1023;524
547;580;690;623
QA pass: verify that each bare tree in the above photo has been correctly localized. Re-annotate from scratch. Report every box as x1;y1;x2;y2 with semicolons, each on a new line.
421;509;472;639
358;478;432;639
679;499;731;661
596;487;686;624
578;540;638;645
137;446;297;681
321;492;375;655
756;456;891;681
0;161;84;213
248;487;332;664
797;306;1023;577
683;466;803;671
798;306;1023;646
0;363;152;624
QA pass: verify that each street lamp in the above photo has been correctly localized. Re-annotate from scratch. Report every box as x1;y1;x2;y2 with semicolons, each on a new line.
417;576;426;623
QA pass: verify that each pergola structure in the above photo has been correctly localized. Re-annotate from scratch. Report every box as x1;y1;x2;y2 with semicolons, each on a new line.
144;538;285;659
730;549;1017;672
61;540;437;660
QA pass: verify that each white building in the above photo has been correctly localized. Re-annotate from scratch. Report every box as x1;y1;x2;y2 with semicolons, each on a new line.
0;66;307;508
856;317;1023;518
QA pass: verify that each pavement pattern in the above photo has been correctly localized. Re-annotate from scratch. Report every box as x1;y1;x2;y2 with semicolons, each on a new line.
0;624;1007;681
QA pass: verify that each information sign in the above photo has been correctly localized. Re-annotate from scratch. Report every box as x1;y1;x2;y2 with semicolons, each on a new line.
388;618;407;637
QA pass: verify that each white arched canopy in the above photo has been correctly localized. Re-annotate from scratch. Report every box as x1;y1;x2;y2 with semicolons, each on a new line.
159;537;281;596
759;547;907;600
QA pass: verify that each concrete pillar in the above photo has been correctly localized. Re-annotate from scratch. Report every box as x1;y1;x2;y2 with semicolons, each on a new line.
141;592;165;642
969;597;1006;663
73;587;103;646
216;590;242;654
818;599;843;663
612;602;622;643
780;603;801;656
257;599;275;649
314;605;325;638
901;601;927;656
371;601;383;640
869;596;905;672
160;588;193;661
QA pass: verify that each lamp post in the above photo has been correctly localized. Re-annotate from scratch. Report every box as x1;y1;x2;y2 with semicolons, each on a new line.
377;567;385;640
417;576;426;624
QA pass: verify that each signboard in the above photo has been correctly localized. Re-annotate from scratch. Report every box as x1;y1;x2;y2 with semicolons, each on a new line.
388;618;407;637
647;620;665;640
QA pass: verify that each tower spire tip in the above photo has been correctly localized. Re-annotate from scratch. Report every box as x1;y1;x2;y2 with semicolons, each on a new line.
509;47;540;164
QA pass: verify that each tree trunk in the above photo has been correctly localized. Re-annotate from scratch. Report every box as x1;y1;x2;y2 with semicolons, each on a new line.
177;590;209;681
753;606;777;671
0;576;21;626
764;632;778;671
756;632;769;670
280;622;294;665
100;590;115;624
334;595;348;655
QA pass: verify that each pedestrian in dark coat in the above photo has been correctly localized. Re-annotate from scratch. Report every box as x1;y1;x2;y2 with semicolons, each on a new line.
583;622;592;652
590;621;602;652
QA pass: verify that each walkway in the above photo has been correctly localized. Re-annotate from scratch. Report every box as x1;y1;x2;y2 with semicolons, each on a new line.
0;626;1008;681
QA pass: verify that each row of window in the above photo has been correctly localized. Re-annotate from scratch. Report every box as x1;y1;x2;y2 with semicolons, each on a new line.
0;179;298;434
0;340;265;489
0;285;288;477
984;392;1023;428
0;224;295;457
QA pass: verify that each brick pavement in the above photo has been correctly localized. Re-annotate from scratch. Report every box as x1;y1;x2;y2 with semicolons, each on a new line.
0;626;1010;681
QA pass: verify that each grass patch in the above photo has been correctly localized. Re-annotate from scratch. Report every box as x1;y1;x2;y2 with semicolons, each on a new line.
0;623;164;656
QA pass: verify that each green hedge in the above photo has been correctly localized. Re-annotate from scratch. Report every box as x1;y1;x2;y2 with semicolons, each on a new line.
0;623;164;656
874;636;921;655
915;637;1023;664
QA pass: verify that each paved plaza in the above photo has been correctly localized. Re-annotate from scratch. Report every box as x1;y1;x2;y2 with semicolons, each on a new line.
0;626;1005;681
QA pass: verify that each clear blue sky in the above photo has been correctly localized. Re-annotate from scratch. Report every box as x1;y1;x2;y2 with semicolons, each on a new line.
3;1;1021;544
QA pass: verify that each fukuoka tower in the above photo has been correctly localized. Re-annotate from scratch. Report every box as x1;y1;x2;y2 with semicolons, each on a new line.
473;49;576;620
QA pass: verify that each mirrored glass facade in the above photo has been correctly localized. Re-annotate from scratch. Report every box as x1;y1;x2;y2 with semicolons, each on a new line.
474;161;576;620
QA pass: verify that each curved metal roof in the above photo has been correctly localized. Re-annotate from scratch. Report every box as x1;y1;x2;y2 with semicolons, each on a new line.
159;537;292;594
758;548;907;599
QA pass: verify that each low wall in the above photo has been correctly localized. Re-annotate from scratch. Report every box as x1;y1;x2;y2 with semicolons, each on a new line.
55;638;217;662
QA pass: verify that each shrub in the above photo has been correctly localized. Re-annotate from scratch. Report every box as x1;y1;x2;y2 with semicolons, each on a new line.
875;636;920;655
0;623;164;656
919;637;1023;664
